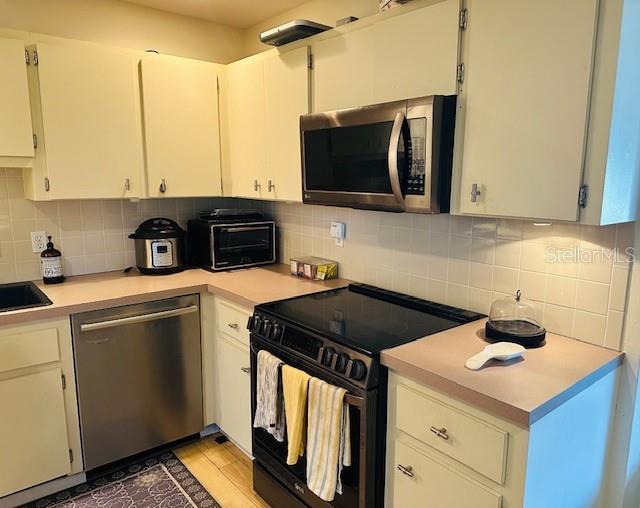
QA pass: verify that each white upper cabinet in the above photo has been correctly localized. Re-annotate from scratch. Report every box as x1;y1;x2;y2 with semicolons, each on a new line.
0;37;34;162
225;54;267;200
25;41;144;200
313;0;460;112
454;0;599;221
140;55;224;198
224;46;309;202
264;47;309;202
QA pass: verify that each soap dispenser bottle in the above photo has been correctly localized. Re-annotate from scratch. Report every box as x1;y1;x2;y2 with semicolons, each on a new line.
41;235;64;284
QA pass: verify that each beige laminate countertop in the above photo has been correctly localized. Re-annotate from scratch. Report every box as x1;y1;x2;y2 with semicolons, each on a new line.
0;264;348;326
381;319;624;427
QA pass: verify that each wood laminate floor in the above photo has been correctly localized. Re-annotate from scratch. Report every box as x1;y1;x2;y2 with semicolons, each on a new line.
174;437;271;508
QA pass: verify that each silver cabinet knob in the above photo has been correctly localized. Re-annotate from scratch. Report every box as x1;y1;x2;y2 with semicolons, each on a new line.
429;426;449;440
268;179;275;192
240;367;251;374
397;464;414;478
471;183;481;203
253;179;261;192
227;323;239;329
159;179;167;193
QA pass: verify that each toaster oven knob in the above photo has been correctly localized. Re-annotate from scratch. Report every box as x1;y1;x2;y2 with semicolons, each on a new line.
349;359;367;381
335;353;349;373
321;347;336;367
270;323;282;341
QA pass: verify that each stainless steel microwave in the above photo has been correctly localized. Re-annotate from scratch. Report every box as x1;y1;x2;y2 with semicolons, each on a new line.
300;95;456;213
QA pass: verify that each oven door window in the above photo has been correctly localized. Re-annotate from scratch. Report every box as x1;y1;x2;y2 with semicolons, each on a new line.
212;225;274;269
304;121;410;195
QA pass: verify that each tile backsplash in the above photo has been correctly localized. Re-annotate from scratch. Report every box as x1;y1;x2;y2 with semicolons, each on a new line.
265;201;634;350
0;168;231;283
1;168;634;350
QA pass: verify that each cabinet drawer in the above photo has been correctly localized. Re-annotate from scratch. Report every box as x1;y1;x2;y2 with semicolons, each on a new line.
216;300;251;346
396;383;508;484
0;328;60;374
391;439;502;508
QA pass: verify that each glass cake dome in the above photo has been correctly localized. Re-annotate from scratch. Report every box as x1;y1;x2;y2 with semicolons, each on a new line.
485;290;546;348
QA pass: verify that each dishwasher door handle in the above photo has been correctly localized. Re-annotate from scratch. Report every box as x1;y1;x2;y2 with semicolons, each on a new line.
80;305;199;332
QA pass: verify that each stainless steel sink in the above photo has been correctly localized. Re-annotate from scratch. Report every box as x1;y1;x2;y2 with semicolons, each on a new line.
0;281;53;313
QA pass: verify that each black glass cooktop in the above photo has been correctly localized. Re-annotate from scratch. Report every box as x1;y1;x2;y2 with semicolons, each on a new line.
258;283;485;356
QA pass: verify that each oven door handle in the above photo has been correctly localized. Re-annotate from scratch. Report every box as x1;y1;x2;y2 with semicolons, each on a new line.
222;226;271;233
388;111;406;206
344;393;364;407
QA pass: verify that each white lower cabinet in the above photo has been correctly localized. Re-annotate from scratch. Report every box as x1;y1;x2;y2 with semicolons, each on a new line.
386;370;619;508
0;318;82;499
212;297;253;455
393;440;502;508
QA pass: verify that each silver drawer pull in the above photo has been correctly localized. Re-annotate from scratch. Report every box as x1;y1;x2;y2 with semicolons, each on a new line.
240;367;251;374
397;464;414;478
228;323;239;329
430;426;449;440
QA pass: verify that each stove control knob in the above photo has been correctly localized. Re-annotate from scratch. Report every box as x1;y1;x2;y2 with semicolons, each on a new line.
334;353;349;373
349;359;367;381
321;347;336;367
261;319;272;337
270;323;282;341
250;316;262;333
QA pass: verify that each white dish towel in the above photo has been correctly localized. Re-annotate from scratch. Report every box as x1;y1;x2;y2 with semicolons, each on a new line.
306;377;352;502
253;349;286;442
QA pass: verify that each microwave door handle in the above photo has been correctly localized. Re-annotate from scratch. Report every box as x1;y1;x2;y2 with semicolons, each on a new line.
388;111;406;205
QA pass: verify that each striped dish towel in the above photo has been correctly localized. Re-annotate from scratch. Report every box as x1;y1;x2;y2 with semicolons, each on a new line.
306;377;352;501
253;350;286;442
282;365;311;465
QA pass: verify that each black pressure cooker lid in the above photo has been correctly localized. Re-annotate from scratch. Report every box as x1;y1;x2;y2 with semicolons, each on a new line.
129;218;185;239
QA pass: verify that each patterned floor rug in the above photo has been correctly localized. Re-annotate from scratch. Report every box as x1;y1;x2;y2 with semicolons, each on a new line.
23;452;221;508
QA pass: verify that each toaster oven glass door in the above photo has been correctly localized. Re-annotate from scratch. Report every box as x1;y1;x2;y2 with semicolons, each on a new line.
212;223;275;270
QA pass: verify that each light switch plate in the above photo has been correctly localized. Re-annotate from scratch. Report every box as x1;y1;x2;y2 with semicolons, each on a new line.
330;222;345;247
31;231;47;253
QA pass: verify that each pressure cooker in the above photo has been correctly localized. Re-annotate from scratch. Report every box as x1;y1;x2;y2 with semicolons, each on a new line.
129;218;185;275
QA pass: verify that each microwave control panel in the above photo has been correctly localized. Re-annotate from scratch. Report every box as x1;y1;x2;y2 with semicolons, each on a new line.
407;118;427;195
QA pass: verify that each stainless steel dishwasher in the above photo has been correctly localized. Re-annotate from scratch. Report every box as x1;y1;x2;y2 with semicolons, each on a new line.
72;294;202;470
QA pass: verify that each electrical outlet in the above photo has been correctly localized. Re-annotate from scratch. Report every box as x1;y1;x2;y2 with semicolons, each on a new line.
31;231;47;253
330;222;346;247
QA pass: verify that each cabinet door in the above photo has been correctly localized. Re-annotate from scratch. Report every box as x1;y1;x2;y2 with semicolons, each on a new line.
215;334;252;454
140;57;223;198
391;440;501;508
456;0;598;221
0;38;33;158
226;56;266;199
34;42;143;199
0;368;71;497
313;1;459;112
264;47;309;202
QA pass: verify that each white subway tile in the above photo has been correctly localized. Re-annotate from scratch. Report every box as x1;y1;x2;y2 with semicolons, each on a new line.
573;311;607;346
575;280;609;315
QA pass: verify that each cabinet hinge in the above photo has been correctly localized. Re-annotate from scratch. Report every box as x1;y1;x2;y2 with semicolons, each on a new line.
578;184;588;208
69;449;74;464
44;177;50;192
307;53;314;70
25;49;30;65
61;373;66;390
457;63;465;84
459;8;468;31
33;50;39;66
32;133;37;149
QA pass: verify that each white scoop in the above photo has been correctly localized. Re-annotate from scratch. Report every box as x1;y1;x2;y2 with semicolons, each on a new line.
465;342;526;370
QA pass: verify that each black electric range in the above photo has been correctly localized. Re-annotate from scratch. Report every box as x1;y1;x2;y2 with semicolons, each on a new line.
248;283;484;508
